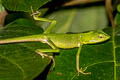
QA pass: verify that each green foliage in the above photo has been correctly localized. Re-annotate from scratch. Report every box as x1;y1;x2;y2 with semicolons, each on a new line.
117;4;120;12
2;0;51;12
0;0;5;13
0;19;51;80
39;6;108;33
0;1;119;80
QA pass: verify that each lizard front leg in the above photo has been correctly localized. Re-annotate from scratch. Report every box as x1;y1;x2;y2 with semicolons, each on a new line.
76;43;91;75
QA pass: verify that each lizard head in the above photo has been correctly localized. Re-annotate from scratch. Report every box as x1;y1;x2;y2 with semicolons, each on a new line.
82;30;110;44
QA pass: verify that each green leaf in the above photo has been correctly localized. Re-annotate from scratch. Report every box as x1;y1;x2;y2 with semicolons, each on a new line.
117;4;120;12
0;0;5;13
2;0;51;12
39;5;108;33
115;13;120;25
0;19;51;80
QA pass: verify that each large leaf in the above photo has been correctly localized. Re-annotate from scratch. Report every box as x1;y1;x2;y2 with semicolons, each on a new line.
2;0;51;12
0;19;51;80
38;5;108;33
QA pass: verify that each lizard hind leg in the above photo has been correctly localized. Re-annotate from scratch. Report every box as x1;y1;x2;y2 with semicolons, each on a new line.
35;49;59;70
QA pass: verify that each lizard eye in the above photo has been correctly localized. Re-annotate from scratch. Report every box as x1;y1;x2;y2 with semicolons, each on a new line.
98;34;103;38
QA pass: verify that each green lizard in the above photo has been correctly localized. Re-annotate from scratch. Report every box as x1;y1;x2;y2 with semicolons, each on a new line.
0;9;110;75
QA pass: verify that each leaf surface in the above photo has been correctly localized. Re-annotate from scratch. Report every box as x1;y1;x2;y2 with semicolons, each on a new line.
0;19;51;80
2;0;51;12
39;5;108;33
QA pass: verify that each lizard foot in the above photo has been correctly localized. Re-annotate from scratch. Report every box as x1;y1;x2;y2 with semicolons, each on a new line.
35;50;48;58
31;11;41;16
35;50;55;70
30;6;41;16
77;67;91;76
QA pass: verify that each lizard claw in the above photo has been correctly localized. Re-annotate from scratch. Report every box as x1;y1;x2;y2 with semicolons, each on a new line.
31;11;41;16
35;50;47;58
30;6;41;16
35;50;55;70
